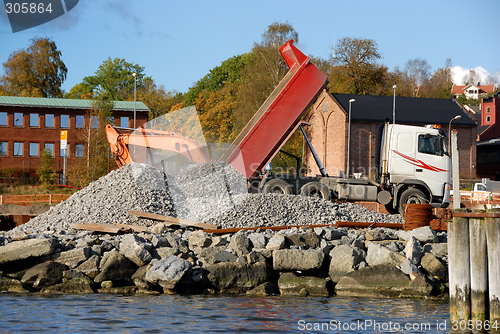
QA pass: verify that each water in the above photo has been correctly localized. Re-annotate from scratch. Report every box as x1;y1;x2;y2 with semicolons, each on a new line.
0;293;452;333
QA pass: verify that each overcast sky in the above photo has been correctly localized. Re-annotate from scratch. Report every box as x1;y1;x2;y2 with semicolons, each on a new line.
1;0;499;95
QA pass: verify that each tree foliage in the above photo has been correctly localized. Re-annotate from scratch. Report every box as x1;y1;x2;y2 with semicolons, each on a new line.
66;58;150;101
68;98;115;187
0;37;67;97
36;148;57;189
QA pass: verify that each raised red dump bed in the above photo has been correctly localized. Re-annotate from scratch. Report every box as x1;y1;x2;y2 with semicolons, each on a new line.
221;40;328;179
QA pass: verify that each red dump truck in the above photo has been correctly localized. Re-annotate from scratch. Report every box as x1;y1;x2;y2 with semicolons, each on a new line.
107;40;451;214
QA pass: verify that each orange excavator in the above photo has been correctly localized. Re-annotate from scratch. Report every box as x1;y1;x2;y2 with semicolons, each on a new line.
105;124;210;168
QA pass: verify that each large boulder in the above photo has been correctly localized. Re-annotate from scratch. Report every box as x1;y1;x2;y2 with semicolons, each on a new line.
286;230;320;249
365;243;405;267
206;262;272;292
278;272;332;297
227;232;251;257
335;264;432;298
145;256;192;290
266;234;286;251
119;234;153;267
21;261;70;290
45;247;92;268
94;249;138;283
273;249;325;271
404;237;422;265
328;245;365;282
420;253;448;281
0;238;57;265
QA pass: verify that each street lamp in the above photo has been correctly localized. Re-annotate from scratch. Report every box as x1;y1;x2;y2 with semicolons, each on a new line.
448;115;461;152
392;85;397;125
132;72;137;128
347;98;355;178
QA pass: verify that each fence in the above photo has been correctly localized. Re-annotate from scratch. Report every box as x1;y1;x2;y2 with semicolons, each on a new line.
0;194;71;206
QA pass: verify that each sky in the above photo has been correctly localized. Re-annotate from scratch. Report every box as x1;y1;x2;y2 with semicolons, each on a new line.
0;0;499;96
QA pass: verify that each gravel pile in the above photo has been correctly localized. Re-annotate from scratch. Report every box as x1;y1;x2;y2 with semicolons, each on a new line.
15;162;402;234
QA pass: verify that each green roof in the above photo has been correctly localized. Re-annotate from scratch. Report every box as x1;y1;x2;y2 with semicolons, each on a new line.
0;96;149;111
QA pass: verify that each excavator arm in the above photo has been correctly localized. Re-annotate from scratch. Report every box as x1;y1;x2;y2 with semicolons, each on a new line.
105;124;210;168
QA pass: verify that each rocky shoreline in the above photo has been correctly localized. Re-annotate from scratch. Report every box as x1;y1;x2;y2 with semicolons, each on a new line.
0;162;448;298
0;223;448;298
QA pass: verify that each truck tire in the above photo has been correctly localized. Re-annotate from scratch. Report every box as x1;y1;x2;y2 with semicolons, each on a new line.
398;188;428;214
300;182;331;200
262;179;293;195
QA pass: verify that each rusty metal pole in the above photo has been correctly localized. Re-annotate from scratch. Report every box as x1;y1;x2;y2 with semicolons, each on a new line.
449;213;471;322
469;217;488;322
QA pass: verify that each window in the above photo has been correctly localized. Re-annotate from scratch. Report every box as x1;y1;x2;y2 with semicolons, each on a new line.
61;115;70;128
60;144;69;157
13;142;23;156
120;116;129;128
45;114;54;128
0;112;7;126
14;113;23;126
486;107;491;113
30;113;39;127
29;143;39;157
75;144;84;158
486;116;491;123
418;134;444;156
44;143;54;157
76;115;84;128
91;116;99;129
0;142;7;156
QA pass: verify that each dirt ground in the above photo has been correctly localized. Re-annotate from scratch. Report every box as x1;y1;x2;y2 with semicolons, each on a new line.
0;204;51;216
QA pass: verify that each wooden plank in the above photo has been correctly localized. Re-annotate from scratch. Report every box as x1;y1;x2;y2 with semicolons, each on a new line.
70;223;131;234
113;222;148;233
129;210;217;230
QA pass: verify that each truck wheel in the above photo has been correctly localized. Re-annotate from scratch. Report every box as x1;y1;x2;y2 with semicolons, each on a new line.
398;188;428;214
300;182;331;200
262;179;293;195
384;204;400;215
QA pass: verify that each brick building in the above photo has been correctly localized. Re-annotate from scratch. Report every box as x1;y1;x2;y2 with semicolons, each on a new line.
303;90;478;180
476;92;500;179
0;96;149;181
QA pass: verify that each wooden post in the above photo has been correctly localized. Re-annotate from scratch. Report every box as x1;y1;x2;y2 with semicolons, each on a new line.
486;212;500;323
449;213;471;322
469;217;488;322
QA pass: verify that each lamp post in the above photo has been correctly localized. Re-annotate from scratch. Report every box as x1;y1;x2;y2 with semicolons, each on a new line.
448;115;461;152
132;72;137;129
347;99;355;178
392;85;397;125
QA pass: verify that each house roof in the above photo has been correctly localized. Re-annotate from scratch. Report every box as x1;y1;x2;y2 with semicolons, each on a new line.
0;96;150;112
451;84;496;95
332;93;477;127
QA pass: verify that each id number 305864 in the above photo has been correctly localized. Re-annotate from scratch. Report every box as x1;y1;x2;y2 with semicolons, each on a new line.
5;2;54;14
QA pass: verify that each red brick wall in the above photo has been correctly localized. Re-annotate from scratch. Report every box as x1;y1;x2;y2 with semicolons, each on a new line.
0;106;148;173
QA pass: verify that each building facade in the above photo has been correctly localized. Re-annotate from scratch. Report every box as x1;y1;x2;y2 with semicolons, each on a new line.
303;90;478;180
0;96;149;181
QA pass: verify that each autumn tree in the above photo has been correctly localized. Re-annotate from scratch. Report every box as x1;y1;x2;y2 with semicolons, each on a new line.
424;58;454;99
138;79;183;121
404;58;431;97
0;37;67;97
235;21;298;134
328;37;388;95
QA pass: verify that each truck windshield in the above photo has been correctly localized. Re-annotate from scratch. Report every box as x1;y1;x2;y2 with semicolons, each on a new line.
418;134;445;156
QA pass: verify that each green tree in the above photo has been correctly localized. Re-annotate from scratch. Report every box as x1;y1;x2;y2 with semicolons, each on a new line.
0;37;67;97
68;98;115;187
184;53;252;106
36;148;57;189
66;58;150;101
328;37;388;95
139;79;183;121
